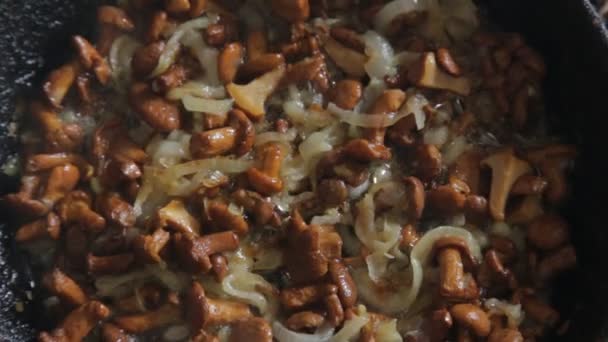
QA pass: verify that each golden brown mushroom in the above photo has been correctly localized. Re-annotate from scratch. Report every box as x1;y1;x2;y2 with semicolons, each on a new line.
96;192;136;228
271;0;310;22
450;304;491;337
206;201;249;235
218;42;245;84
42;268;87;307
280;284;338;310
247;143;285;195
229;317;273;342
129;82;181;132
114;302;182;333
526;145;577;204
186;281;252;331
231;189;281;227
15;212;61;242
430;308;453;342
31;101;84;153
226;64;286;120
39;164;81;208
72;35;111;85
39;301;110;342
408;52;471;96
322;36;366;78
56;191;105;232
156;199;201;236
132;229;171;264
26;153;93;180
364;89;406;145
328;259;357;308
174;231;240;273
43;61;80;108
482;148;532;221
329;79;363;110
87;253;134;275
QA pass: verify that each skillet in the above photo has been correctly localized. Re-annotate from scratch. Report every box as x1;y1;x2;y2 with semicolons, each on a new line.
1;0;608;340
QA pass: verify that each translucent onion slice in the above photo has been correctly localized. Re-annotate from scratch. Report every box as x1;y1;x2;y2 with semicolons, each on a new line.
352;255;422;314
354;226;480;314
109;34;141;90
255;129;298;147
222;270;275;316
166;81;227;100
374;0;427;33
331;312;370;341
362;30;397;79
328;103;409;128
411;225;482;267
181;95;234;116
149;17;212;77
167;157;253;178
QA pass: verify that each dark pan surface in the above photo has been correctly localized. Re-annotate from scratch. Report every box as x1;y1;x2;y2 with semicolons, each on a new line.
0;1;101;340
1;1;608;341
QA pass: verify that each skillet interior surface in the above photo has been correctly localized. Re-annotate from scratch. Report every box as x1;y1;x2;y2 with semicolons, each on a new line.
1;0;608;341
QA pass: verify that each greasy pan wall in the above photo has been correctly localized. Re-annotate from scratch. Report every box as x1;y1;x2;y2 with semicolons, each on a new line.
1;0;608;340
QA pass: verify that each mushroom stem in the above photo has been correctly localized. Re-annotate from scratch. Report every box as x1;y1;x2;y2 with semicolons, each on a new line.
482;149;532;221
114;303;182;333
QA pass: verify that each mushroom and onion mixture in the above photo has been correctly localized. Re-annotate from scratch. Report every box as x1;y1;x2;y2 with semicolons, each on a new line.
4;0;578;341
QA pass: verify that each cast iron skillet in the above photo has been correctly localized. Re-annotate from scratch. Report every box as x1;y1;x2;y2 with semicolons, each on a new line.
1;0;608;341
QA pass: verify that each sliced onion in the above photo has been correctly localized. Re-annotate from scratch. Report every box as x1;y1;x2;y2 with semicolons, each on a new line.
354;192;403;281
349;179;370;200
255;129;298;147
298;128;335;161
374;0;427;33
443;0;479;40
331;313;370;341
423;126;449;147
411;226;482;265
442;135;470;165
94;265;187;298
133;166;162;217
149;17;212;77
357;78;387;112
95;269;150;297
328;103;408;128
352;256;423;313
375;319;403;342
163;325;190;342
181;95;233;115
273;322;334;342
222;270;276;317
183;31;221;85
484;298;524;328
146;131;191;167
145;265;189;292
311;208;343;225
168;157;252;178
167;81;227;100
166;169;229;197
109;34;141;90
401;93;429;130
362;30;397;79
